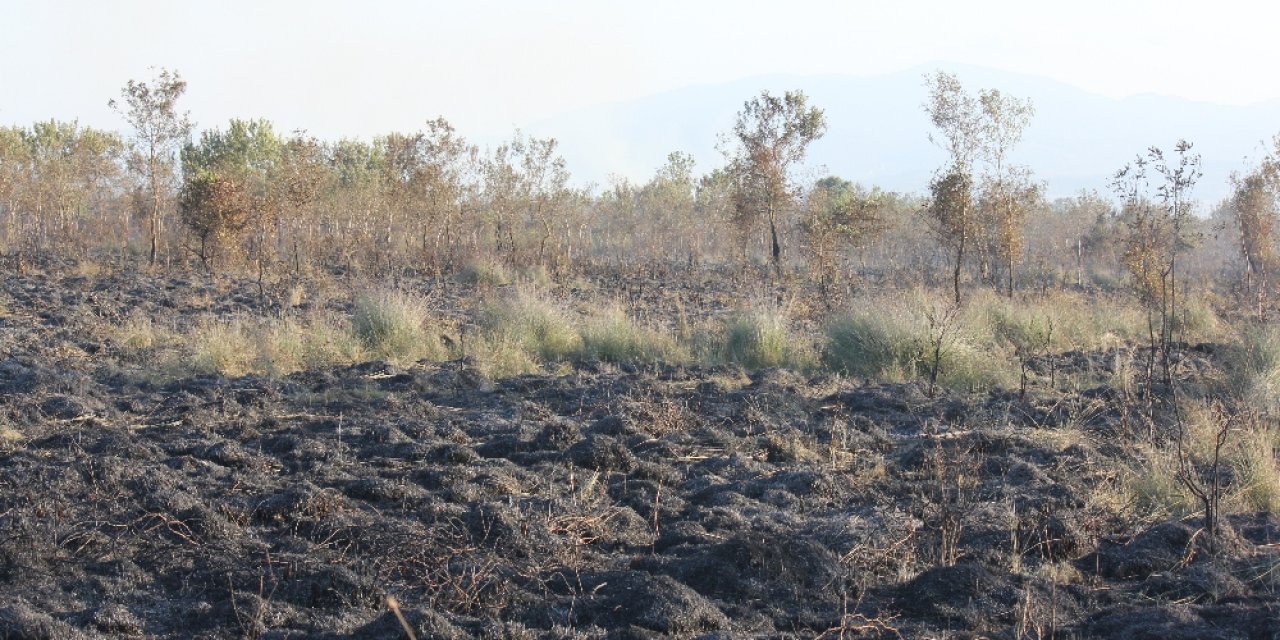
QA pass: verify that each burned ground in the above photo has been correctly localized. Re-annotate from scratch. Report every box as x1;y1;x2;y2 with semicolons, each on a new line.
0;270;1278;639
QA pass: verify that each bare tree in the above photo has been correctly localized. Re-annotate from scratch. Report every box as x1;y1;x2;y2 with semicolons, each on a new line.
110;68;193;266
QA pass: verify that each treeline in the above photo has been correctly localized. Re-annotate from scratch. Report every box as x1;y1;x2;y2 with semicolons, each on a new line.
0;69;1269;301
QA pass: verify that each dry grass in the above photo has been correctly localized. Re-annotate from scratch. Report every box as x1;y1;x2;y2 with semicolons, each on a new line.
579;305;687;364
823;290;1013;390
352;289;449;365
477;289;581;361
720;307;813;370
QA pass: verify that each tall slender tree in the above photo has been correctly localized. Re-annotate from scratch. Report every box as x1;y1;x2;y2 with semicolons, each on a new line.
110;68;193;266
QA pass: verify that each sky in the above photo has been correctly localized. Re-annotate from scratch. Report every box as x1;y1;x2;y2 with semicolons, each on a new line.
3;0;1280;143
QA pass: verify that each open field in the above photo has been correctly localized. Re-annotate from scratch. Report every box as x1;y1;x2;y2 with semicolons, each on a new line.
0;264;1277;638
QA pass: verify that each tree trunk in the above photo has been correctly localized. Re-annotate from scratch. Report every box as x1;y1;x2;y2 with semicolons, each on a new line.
769;206;782;277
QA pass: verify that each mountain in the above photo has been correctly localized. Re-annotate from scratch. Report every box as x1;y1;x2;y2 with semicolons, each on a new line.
525;64;1280;203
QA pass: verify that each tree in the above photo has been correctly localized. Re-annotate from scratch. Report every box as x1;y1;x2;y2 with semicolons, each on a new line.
1227;145;1280;313
924;72;984;304
926;165;976;303
722;90;827;275
277;133;331;275
480;131;571;267
0;128;26;253
976;89;1036;295
178;171;252;268
110;68;192;266
1111;141;1201;390
180;119;285;271
923;71;1036;302
801;176;887;299
979;167;1043;296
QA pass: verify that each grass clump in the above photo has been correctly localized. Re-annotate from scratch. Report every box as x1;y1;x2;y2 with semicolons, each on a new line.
1124;446;1197;520
823;292;1012;390
478;289;581;361
183;314;370;378
467;289;580;378
974;290;1148;353
722;309;811;370
188;318;257;377
580;306;686;364
456;259;513;287
1225;323;1280;416
352;289;448;364
111;312;180;359
469;334;543;379
1229;424;1280;513
823;308;922;382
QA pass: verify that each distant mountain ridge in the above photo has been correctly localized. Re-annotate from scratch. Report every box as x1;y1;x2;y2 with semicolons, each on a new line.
526;64;1280;203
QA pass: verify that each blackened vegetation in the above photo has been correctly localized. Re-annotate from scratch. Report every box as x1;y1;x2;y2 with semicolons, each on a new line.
0;272;1278;639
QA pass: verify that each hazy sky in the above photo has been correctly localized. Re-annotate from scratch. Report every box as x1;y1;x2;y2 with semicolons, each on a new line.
3;0;1279;141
